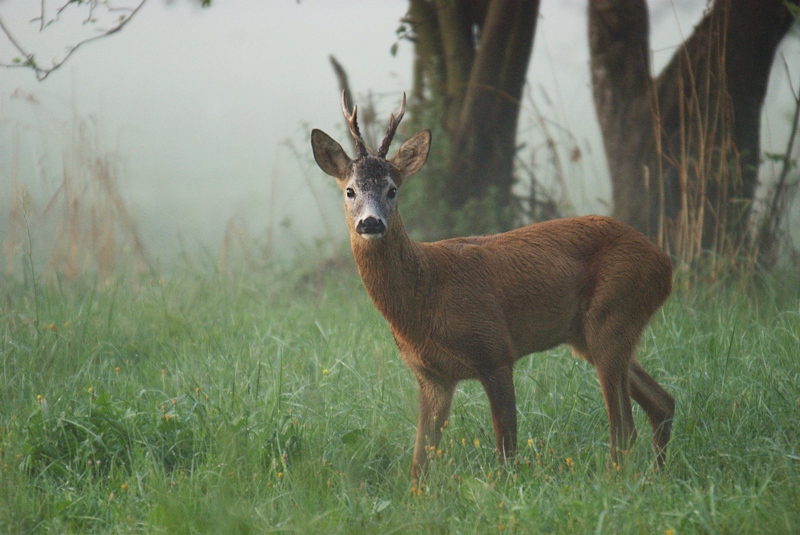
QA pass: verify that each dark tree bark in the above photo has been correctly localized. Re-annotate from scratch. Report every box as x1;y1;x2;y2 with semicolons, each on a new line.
407;0;540;231
589;0;653;234
449;0;539;210
590;0;798;252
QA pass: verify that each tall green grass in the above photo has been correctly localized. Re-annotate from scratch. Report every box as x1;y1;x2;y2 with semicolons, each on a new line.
1;261;798;533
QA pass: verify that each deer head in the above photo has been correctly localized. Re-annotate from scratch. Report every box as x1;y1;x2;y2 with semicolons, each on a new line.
311;92;431;240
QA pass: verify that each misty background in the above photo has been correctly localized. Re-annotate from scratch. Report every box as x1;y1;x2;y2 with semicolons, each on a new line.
1;0;797;267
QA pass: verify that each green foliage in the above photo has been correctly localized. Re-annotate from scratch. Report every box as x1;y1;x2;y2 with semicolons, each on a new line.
763;151;798;167
786;1;800;19
22;388;138;482
1;259;799;533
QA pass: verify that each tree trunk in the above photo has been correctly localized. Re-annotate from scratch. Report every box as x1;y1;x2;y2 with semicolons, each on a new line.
589;0;654;235
448;0;539;211
590;0;798;253
407;0;540;234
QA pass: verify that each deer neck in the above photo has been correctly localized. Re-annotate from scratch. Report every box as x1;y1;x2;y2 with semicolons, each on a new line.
350;216;430;335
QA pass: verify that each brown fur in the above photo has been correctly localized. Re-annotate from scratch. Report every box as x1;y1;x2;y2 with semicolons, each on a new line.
311;97;675;481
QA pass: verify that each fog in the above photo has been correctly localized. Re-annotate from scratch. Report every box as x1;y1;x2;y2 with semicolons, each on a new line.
0;0;797;268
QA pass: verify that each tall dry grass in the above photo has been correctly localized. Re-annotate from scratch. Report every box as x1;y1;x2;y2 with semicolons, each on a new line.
648;7;800;283
5;98;150;284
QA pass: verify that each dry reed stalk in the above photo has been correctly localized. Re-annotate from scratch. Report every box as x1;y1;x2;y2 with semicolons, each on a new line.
651;0;763;283
5;109;150;283
218;214;259;274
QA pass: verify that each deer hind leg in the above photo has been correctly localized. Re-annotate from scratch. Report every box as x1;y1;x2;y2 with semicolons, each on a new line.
411;372;456;482
629;359;675;468
587;331;638;465
479;366;518;465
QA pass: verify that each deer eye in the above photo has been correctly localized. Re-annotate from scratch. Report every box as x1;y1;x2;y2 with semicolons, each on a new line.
346;188;355;199
387;187;397;200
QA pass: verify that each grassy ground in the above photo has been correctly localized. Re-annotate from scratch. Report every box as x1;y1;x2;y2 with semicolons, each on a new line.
1;259;799;534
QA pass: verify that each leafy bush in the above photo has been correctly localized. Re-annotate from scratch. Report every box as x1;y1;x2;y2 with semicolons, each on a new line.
21;388;209;485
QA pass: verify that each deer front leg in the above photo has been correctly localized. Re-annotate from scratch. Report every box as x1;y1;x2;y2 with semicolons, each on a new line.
479;366;518;464
411;372;456;482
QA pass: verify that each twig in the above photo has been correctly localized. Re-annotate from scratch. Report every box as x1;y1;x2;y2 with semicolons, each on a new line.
0;16;34;66
765;54;800;226
0;0;147;80
758;52;800;262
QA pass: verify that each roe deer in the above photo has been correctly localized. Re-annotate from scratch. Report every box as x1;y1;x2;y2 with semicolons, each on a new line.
311;92;675;480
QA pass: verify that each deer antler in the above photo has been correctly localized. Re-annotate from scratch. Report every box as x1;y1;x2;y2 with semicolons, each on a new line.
341;90;368;158
377;92;406;158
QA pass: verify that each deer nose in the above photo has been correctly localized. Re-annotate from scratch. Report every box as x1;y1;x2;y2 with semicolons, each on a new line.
356;216;386;237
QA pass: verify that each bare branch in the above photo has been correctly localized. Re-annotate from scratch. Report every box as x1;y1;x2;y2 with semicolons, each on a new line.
0;0;147;81
0;16;35;67
757;52;800;262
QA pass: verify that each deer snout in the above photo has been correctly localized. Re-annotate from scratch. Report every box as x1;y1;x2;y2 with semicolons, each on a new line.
356;216;387;239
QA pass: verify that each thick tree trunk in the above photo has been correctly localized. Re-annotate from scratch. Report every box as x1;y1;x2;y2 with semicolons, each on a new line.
407;0;539;233
590;0;798;251
433;0;475;132
448;0;539;211
589;0;654;235
408;0;444;106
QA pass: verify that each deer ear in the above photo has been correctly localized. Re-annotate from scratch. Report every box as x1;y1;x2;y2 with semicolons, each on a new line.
311;129;351;180
391;129;431;180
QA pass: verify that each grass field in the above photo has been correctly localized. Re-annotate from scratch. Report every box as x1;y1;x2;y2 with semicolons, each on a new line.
1;256;799;534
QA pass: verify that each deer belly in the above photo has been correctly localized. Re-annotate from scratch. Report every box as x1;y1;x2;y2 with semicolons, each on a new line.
508;314;581;357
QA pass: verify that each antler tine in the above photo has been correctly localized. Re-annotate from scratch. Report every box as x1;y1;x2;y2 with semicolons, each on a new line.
341;90;368;158
377;92;406;158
